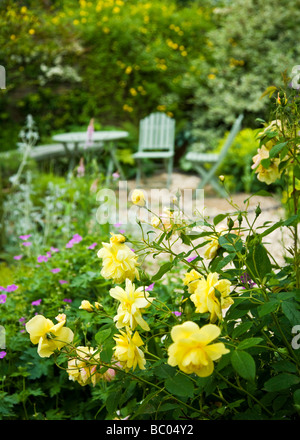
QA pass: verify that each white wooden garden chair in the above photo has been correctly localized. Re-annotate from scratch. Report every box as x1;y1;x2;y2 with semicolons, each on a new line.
133;112;175;188
185;114;244;197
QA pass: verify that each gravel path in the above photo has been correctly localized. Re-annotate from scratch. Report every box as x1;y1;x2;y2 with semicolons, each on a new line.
112;170;294;269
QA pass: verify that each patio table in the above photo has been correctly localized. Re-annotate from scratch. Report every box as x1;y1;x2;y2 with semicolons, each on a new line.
52;130;128;183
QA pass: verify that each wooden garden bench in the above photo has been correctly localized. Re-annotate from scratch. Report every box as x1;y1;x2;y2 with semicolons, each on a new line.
133;112;175;188
185;113;244;196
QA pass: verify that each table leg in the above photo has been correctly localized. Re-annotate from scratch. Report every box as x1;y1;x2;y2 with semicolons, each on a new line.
107;141;125;181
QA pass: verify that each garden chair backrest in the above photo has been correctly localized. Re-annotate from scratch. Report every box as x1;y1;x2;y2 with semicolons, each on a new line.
217;113;244;161
138;112;175;152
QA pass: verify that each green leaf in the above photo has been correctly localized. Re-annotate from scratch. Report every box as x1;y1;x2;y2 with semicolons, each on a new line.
219;234;243;253
232;321;253;339
100;340;114;363
215;253;236;271
264;374;300;392
281;301;300;326
106;391;120;414
95;328;112;345
154;364;176;379
269;142;288;158
213;213;228;226
231;350;256;382
246;243;272;281
165;374;194;397
261;158;270;168
237;338;263;350
152;262;173;281
257;299;279;317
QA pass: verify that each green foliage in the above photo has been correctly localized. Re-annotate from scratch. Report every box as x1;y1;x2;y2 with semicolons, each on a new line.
0;0;214;150
189;0;300;145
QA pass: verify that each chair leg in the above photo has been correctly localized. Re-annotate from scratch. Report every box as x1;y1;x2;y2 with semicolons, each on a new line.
136;159;142;187
167;158;173;188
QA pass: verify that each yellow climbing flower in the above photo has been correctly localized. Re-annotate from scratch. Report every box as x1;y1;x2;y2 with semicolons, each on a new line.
113;328;146;371
131;189;146;207
204;236;220;260
25;314;74;358
251;145;281;185
110;279;153;331
67;346;116;387
97;234;139;284
167;321;229;377
79;300;94;312
183;269;203;294
190;272;233;323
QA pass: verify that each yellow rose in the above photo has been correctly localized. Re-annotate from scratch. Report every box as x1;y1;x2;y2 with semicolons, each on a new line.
97;237;139;284
190;272;233;323
110;279;153;331
131;189;146;207
183;269;203;294
79;300;94;312
110;233;126;244
167;321;229;377
67;346;115;387
204;237;220;260
253;160;281;185
113;328;146;371
26;314;73;358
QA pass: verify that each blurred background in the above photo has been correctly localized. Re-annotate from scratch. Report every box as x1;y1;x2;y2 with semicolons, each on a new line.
1;0;300;188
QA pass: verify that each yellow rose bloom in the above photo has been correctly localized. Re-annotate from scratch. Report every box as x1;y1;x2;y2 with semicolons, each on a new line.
97;236;139;284
168;321;229;377
79;300;94;312
131;189;146;207
190;272;233;323
110;232;126;244
113;328;146;371
253;160;281;185
110;279;153;331
204;236;220;260
183;269;203;294
67;346;116;387
26;314;74;358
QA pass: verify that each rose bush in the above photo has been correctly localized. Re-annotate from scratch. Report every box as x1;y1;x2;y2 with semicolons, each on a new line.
1;73;299;420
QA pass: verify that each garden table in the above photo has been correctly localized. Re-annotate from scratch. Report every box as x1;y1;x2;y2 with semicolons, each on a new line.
52;130;128;183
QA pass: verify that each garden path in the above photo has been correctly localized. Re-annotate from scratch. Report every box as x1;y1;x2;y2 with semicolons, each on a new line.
115;170;292;271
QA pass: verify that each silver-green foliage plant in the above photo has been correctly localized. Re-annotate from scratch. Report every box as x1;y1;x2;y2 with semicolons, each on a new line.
188;0;300;146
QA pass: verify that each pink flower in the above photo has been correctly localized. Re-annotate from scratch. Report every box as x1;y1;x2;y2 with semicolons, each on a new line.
77;157;85;177
6;285;18;292
66;233;82;248
118;229;125;234
59;280;68;285
37;255;48;263
172;311;182;317
19;317;26;323
145;283;155;291
51;268;61;273
0;294;7;304
112;172;120;180
114;223;122;228
186;255;197;262
31;299;42;306
63;298;72;303
13;255;23;260
87;242;98;250
0;351;6;359
22;242;32;247
19;234;31;240
85;118;94;149
51;247;59;253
